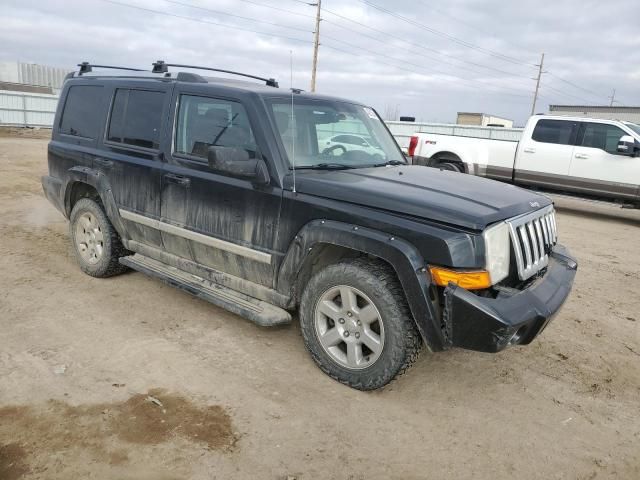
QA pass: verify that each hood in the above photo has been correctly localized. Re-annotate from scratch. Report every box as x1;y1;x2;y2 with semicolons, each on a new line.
289;165;552;230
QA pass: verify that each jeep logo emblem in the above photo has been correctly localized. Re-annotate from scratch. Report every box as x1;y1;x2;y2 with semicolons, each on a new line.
529;201;540;208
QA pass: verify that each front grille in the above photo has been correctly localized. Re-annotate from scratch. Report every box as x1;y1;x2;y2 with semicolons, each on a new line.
507;205;557;281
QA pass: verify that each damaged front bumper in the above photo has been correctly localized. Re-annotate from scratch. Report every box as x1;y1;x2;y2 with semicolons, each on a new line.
444;244;577;353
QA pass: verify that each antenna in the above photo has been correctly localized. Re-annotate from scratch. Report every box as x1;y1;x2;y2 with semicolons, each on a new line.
290;50;296;194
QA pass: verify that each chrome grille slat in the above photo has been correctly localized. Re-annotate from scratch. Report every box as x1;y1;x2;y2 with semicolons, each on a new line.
534;219;545;258
507;205;557;281
519;225;532;268
540;215;549;244
527;222;539;265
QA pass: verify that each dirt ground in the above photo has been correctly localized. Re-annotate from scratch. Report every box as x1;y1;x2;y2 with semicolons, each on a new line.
0;135;639;480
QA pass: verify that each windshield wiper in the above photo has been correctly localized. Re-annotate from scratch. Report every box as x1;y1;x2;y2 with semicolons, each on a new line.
293;163;356;170
372;160;406;167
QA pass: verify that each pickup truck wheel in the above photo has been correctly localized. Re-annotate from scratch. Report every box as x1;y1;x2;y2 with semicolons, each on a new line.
438;162;463;173
299;258;422;390
69;198;129;278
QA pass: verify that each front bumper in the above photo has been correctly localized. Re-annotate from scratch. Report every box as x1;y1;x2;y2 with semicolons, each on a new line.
444;244;577;353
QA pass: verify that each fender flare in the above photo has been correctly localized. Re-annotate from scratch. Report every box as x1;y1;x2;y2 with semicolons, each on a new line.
277;220;447;351
63;166;128;240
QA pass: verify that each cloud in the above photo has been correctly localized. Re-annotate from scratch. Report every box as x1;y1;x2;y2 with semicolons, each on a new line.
1;0;638;124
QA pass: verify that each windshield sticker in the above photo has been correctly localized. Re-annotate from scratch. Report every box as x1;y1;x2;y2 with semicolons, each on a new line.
363;107;379;120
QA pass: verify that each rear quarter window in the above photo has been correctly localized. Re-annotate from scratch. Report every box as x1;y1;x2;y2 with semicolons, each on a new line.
59;85;104;139
531;119;576;145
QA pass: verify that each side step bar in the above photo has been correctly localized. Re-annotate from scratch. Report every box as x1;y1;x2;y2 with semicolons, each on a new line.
120;254;292;327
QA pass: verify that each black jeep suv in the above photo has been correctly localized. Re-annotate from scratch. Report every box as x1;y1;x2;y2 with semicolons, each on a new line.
42;61;577;390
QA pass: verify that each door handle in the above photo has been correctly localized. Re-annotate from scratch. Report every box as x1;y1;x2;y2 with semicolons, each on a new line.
523;148;536;153
95;158;113;168
575;153;589;159
164;173;191;186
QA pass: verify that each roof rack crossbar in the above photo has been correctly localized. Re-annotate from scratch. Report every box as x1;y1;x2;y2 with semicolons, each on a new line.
78;62;145;74
152;60;278;88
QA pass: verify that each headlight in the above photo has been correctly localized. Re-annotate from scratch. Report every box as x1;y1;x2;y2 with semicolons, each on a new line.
483;221;510;284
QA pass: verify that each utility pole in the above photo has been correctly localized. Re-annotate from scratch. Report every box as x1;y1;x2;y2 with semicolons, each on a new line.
609;88;616;107
530;52;545;116
310;0;322;92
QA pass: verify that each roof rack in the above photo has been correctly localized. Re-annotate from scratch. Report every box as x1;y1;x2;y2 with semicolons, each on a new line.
151;60;279;88
78;62;145;74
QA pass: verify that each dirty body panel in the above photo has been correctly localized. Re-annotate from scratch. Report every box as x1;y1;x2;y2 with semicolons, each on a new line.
42;71;577;361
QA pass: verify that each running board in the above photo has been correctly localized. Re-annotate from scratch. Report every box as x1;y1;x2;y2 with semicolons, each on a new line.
120;254;292;327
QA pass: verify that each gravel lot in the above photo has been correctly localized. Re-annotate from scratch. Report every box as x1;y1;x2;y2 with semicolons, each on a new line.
1;134;639;480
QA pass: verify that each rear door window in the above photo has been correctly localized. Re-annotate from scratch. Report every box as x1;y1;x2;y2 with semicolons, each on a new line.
59;85;104;139
107;89;164;149
579;123;627;154
531;119;576;145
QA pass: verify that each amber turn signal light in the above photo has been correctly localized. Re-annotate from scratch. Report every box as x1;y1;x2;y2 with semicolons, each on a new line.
428;266;492;290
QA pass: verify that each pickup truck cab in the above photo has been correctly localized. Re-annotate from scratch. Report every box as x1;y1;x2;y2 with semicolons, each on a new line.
410;115;640;206
42;62;577;390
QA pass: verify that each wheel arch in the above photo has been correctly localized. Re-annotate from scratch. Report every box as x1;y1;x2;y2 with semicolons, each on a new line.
431;151;468;172
63;167;128;241
277;220;447;351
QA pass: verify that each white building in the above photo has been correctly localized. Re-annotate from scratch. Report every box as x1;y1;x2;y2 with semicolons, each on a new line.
0;62;69;127
456;112;514;128
549;105;640;124
0;61;70;94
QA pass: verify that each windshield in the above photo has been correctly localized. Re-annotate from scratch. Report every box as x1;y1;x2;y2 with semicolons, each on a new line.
268;98;405;169
624;122;640;136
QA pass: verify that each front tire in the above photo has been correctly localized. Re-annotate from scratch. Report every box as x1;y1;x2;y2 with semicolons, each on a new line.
299;258;422;390
69;198;129;278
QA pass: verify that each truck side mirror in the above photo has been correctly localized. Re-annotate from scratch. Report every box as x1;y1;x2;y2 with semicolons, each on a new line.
207;146;270;185
616;135;638;156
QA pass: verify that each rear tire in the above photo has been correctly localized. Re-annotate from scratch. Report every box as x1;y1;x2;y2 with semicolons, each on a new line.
69;198;129;278
299;258;422;390
438;161;463;173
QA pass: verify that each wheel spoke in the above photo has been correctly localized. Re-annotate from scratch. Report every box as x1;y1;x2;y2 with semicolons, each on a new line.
317;299;342;321
94;228;104;243
340;286;358;312
319;327;342;348
359;304;379;324
361;329;382;354
80;216;91;231
346;342;363;367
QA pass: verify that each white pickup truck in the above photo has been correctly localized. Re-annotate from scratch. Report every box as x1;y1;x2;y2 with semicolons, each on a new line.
408;115;640;206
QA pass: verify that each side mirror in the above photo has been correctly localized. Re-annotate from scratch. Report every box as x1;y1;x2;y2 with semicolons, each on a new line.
207;146;270;184
617;135;638;156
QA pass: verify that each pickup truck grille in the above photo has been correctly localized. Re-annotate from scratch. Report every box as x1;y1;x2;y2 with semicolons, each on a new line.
507;205;557;281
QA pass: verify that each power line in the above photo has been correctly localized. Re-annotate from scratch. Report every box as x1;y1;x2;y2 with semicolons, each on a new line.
320;6;533;81
98;0;313;45
542;84;595;105
357;0;536;67
320;33;533;98
97;0;536;104
546;72;610;103
237;0;314;19
320;43;535;103
161;0;312;33
353;0;613;103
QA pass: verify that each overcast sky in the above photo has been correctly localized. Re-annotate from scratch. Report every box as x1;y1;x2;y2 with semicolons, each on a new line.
1;0;639;125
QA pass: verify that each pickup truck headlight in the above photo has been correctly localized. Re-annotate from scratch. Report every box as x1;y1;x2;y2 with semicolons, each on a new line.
483;221;510;285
